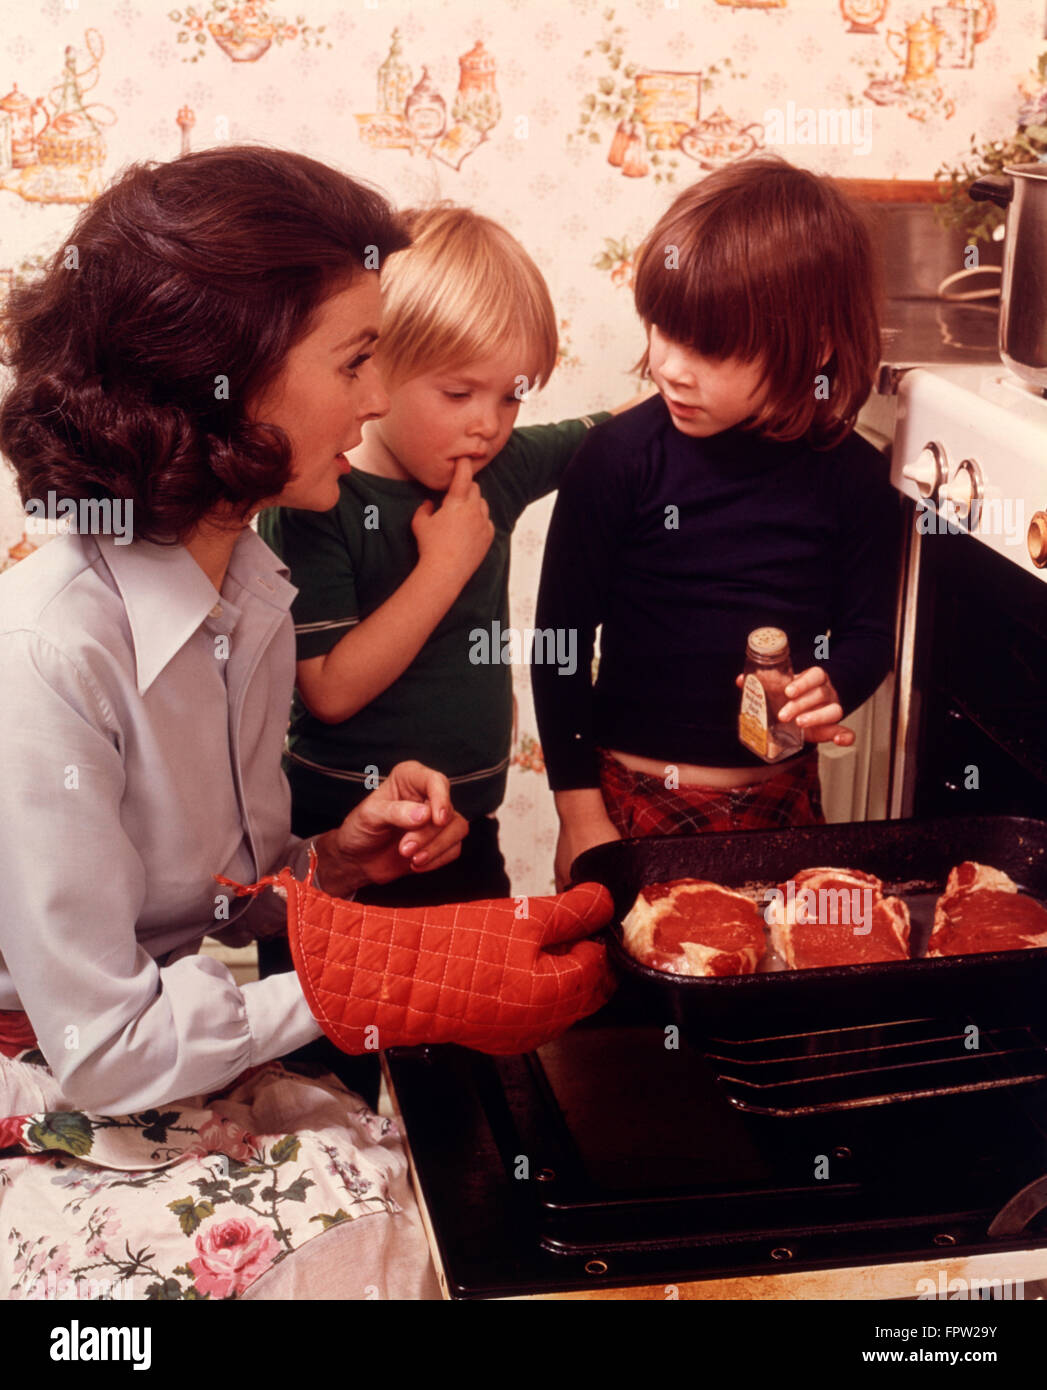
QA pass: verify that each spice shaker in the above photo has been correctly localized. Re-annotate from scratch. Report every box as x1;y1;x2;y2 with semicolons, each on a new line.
738;627;804;763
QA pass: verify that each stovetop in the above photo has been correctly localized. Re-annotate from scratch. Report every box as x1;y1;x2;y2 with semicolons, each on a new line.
385;1008;1047;1298
880;296;1001;366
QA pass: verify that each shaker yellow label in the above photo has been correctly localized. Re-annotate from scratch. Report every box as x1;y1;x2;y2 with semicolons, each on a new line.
738;673;769;758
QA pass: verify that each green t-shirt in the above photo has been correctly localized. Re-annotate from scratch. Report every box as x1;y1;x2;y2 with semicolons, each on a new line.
258;414;609;821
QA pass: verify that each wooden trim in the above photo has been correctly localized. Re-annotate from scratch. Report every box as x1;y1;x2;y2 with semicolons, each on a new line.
837;178;948;203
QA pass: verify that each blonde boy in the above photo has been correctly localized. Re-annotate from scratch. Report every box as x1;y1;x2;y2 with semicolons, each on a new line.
260;205;634;906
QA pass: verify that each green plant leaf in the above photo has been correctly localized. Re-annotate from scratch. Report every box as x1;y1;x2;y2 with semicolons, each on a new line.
282;1175;315;1203
189;1177;229;1199
145;1279;182;1300
167;1198;215;1236
27;1113;94;1157
139;1109;180;1143
310;1209;351;1230
270;1134;301;1165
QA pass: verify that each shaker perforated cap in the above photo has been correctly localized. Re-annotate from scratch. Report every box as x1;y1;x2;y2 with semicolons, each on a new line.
747;626;788;657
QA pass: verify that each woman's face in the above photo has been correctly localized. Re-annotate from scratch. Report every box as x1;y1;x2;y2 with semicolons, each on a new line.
252;273;388;512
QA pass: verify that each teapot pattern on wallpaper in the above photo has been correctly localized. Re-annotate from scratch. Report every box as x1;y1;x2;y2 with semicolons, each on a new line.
0;0;1041;891
0;29;115;205
572;9;758;184
355;32;502;171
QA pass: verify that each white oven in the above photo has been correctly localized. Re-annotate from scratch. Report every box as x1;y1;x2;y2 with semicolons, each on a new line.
879;365;1047;820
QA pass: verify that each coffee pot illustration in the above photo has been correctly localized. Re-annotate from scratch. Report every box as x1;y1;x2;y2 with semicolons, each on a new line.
887;14;946;86
0;83;50;168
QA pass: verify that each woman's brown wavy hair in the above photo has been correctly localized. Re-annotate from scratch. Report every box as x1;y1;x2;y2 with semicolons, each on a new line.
632;155;882;448
0;144;409;543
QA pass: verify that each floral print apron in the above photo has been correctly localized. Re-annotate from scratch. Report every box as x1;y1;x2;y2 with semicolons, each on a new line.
0;1048;408;1300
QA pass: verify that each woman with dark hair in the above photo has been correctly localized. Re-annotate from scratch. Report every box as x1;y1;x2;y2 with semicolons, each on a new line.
0;145;610;1300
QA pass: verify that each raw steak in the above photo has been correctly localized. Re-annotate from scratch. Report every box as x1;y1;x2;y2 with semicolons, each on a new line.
928;862;1047;957
622;878;766;977
765;867;910;969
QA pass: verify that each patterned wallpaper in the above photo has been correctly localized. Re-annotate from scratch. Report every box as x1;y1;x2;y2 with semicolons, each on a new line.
1;0;1044;892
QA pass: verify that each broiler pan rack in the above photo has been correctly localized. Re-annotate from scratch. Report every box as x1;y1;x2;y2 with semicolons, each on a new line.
701;1015;1047;1116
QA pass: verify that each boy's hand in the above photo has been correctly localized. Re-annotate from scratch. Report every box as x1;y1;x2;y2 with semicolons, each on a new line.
412;458;495;589
735;667;856;747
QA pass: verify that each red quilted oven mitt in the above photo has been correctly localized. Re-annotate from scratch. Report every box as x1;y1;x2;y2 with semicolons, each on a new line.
218;852;616;1055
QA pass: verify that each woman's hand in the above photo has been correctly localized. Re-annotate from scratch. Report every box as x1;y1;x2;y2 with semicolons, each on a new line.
314;761;468;895
776;667;855;747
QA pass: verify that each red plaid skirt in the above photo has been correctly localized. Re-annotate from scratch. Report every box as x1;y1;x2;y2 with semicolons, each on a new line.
598;748;825;839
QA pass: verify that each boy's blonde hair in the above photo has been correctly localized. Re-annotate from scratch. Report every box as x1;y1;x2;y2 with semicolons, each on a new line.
375;204;559;390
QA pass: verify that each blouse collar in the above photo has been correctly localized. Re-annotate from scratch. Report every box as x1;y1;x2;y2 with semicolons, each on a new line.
95;527;295;694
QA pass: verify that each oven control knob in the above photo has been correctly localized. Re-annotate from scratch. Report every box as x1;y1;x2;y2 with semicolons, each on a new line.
902;443;945;498
938;459;983;525
1029;510;1047;569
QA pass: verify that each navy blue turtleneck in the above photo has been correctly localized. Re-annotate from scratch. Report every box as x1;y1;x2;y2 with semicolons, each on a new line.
531;394;901;788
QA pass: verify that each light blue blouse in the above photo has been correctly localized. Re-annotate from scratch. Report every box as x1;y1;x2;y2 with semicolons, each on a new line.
0;526;324;1114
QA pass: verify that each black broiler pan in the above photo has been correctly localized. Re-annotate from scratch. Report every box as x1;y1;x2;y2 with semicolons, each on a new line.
572;815;1047;1041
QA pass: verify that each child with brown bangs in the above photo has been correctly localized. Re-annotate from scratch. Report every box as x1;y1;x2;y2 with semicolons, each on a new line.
260;204;642;905
532;156;901;888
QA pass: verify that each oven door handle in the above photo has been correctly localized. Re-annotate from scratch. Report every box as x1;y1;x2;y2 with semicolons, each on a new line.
987;1173;1047;1237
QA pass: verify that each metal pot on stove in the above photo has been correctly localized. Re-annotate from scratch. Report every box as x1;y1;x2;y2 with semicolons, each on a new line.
969;163;1047;390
